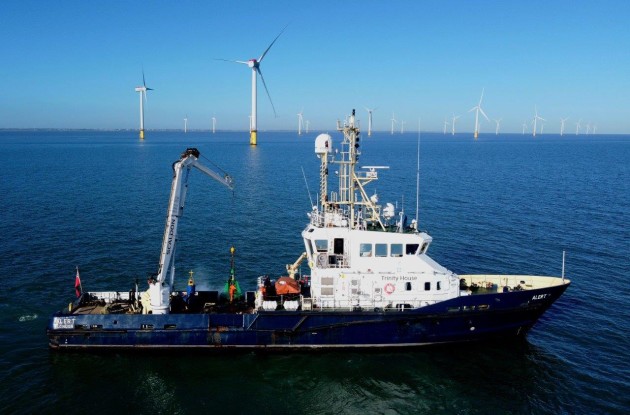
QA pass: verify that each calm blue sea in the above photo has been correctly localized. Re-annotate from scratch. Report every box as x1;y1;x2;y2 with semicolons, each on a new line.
0;130;628;414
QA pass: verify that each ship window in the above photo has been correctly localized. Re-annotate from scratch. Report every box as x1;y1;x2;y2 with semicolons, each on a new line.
314;239;328;252
391;244;403;257
405;282;412;291
420;242;429;254
424;282;431;291
406;244;419;255
360;243;372;257
375;244;387;257
437;281;441;290
334;238;344;255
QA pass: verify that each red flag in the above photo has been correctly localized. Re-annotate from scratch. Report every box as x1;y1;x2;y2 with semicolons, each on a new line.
75;267;82;298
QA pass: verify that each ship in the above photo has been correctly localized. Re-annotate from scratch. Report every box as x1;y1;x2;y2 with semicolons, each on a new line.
47;110;570;350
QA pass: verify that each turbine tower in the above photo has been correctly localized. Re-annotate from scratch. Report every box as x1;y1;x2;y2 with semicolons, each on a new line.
560;117;569;136
184;115;188;133
443;118;449;135
532;106;545;137
134;70;153;140
390;113;397;135
365;107;377;136
494;119;502;135
297;110;304;135
522;121;528;135
451;114;460;136
576;119;582;135
400;120;405;134
217;26;287;145
468;88;489;140
212;116;216;134
305;120;310;134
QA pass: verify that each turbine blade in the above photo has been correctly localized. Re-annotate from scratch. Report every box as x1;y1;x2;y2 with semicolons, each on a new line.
258;24;289;62
142;70;146;87
479;107;489;121
257;67;277;117
215;58;249;65
479;87;485;104
468;106;477;113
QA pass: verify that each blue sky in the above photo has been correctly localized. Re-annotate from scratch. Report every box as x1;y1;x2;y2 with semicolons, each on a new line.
1;0;629;133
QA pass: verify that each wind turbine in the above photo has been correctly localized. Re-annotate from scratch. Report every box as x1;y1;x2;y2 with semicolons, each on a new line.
468;88;489;139
443;118;449;135
184;115;188;133
532;106;545;137
134;70;153;140
217;25;287;145
494;118;502;135
390;113;397;135
522;121;528;135
297;110;304;135
305;120;310;134
451;114;460;136
576;119;582;135
212;116;216;134
560;117;569;136
365;107;377;136
586;122;591;135
400;120;405;134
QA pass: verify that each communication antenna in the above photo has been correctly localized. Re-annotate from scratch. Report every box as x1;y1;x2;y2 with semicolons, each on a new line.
301;166;314;208
415;118;421;228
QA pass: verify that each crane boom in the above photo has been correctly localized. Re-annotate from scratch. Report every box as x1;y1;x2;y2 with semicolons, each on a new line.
150;148;233;314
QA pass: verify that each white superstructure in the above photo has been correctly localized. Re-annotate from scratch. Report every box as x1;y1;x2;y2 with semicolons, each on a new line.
291;110;461;311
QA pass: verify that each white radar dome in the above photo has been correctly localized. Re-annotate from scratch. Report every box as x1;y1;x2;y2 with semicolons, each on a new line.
315;134;333;157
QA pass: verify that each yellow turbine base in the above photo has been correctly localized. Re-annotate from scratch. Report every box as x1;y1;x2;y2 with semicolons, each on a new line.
140;130;145;140
250;130;257;146
474;131;478;140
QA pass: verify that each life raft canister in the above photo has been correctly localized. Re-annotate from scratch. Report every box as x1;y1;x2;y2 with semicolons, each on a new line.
384;283;396;295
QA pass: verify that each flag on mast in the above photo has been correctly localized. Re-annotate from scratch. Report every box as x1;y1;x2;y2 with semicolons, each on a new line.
75;267;82;298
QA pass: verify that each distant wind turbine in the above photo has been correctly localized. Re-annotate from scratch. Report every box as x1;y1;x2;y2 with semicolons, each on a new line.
297;110;304;135
390;113;397;135
305;120;310;134
443;118;449;135
216;25;287;145
576;119;582;135
532;106;545;137
365;107;377;136
560;117;569;136
212;116;216;134
468;88;489;139
400;120;405;134
134;70;154;140
451;114;461;136
586;122;591;135
494;119;502;135
184;115;188;133
522;121;528;135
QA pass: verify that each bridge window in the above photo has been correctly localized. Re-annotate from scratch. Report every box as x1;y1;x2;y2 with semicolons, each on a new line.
437;281;441;290
406;244;419;255
421;242;429;254
360;243;372;257
405;282;412;291
391;244;403;257
314;240;328;252
375;244;387;257
424;282;431;291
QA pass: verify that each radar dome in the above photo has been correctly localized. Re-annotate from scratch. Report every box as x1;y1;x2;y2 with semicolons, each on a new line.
315;134;333;157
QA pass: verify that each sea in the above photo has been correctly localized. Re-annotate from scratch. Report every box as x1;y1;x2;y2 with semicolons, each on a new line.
0;129;628;414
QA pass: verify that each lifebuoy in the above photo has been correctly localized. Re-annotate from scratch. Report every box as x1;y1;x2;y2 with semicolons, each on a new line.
384;283;395;295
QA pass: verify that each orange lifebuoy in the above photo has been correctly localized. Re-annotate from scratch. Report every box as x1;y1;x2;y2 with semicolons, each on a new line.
384;283;395;295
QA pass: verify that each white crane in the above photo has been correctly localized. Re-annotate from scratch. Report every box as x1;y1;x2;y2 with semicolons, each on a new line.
134;70;153;140
468;88;489;139
150;148;234;314
216;26;287;145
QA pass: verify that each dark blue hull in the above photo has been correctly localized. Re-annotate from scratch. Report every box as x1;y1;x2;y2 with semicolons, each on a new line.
47;283;569;350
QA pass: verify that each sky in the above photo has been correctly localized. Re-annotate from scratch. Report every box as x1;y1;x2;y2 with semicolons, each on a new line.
1;0;629;134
